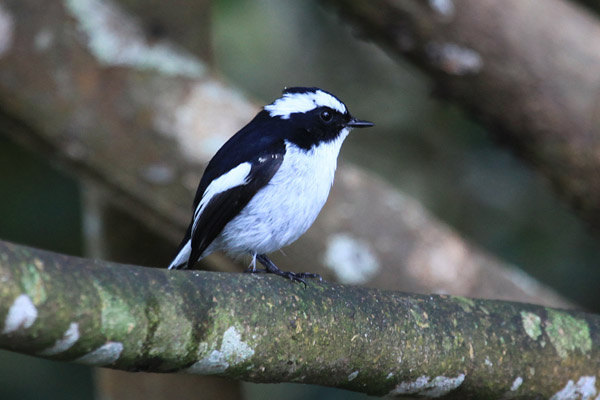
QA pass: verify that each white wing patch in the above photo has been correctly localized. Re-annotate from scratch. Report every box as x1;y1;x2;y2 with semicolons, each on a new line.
192;162;252;232
168;162;252;269
265;89;347;119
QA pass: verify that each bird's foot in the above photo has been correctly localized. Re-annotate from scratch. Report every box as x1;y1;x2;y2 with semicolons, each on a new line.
250;254;322;286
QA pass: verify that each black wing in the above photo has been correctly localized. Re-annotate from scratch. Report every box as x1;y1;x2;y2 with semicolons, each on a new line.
187;147;285;266
192;110;285;210
170;110;287;268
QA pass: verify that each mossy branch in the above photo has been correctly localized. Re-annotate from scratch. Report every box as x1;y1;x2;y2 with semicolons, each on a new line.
0;239;598;398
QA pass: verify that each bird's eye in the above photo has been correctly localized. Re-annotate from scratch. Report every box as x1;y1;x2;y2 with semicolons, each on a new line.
320;110;332;123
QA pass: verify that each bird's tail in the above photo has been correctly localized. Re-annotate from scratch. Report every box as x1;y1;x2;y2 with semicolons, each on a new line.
168;239;191;269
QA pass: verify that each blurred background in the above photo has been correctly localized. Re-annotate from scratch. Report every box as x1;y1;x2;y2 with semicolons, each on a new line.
1;0;599;399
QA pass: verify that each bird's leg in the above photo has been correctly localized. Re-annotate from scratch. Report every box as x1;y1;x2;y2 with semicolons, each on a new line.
254;254;322;285
244;253;267;273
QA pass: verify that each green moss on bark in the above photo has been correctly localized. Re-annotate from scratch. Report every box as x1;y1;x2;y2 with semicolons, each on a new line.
545;309;592;359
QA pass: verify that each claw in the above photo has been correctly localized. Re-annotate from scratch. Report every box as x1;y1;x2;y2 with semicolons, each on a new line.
280;271;308;287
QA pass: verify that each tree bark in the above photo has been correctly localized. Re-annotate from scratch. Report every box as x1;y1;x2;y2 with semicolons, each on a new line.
82;186;244;399
0;239;598;398
66;1;244;399
0;0;570;307
115;0;213;63
321;0;600;234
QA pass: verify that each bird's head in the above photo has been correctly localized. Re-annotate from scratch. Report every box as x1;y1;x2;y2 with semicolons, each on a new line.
263;87;373;149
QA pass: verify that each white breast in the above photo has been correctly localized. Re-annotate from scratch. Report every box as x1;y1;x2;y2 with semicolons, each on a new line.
216;128;350;256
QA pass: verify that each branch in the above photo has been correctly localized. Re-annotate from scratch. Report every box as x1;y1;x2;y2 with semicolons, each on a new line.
0;239;598;398
0;0;570;306
321;0;600;233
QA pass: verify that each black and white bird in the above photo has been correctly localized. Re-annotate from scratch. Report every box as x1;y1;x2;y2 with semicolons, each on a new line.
168;87;373;284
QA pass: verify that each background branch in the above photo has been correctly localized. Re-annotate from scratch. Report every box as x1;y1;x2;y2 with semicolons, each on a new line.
321;0;600;233
0;239;598;398
0;0;569;307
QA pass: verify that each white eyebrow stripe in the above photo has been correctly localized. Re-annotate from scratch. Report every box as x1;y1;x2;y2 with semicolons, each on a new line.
193;162;252;231
264;90;347;119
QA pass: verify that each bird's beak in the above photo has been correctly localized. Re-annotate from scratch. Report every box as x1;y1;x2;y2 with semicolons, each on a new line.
347;118;374;128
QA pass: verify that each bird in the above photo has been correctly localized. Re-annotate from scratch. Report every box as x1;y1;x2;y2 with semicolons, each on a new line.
168;87;373;284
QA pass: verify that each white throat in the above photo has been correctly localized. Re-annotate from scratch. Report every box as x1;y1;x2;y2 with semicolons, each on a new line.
216;127;351;256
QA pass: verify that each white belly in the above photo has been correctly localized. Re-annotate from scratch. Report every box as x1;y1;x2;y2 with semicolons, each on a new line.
215;131;349;256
